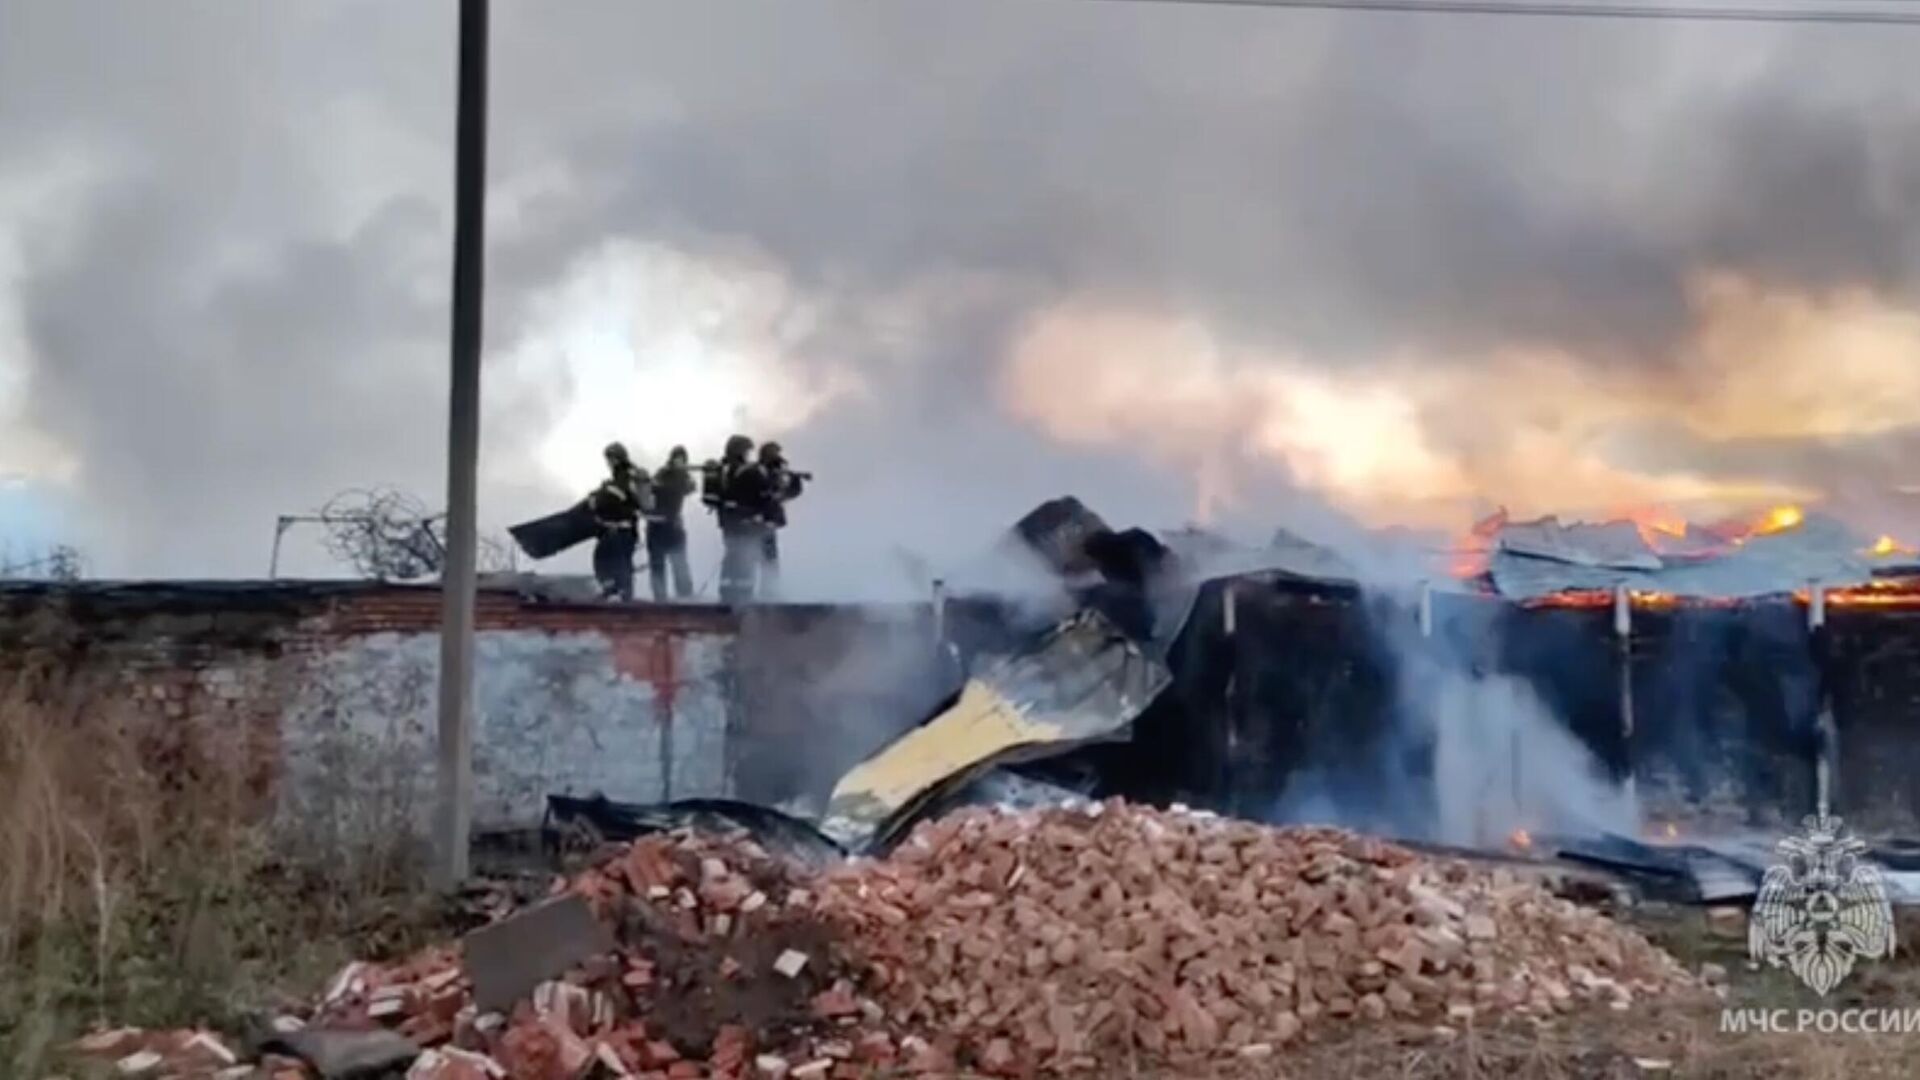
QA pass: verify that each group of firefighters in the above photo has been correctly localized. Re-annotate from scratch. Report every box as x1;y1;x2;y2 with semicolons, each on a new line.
585;435;807;604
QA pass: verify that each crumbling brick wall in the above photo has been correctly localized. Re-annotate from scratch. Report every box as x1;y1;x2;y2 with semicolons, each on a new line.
0;583;739;841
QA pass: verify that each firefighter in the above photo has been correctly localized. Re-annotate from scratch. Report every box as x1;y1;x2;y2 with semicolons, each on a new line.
749;441;807;598
587;442;650;601
702;434;760;604
646;445;697;601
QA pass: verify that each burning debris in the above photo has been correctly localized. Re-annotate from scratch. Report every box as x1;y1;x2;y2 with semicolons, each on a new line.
69;803;1699;1079
1454;503;1920;607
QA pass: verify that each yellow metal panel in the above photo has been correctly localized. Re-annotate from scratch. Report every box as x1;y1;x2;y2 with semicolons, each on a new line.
820;678;1068;848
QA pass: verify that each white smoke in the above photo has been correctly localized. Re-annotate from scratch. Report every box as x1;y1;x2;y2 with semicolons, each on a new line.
1426;667;1637;847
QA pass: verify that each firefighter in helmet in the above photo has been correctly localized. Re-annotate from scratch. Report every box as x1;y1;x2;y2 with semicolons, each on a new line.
702;434;760;603
586;442;650;601
747;441;806;598
645;445;697;601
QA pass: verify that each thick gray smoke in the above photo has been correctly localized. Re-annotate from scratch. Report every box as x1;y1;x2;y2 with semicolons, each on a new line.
1424;666;1636;847
1271;584;1636;847
4;1;1920;586
1396;587;1639;848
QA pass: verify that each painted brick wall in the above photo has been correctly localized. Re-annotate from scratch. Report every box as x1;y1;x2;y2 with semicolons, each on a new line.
0;583;740;835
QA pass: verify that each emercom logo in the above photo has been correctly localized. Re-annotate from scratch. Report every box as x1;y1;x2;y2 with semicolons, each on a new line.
1722;1008;1920;1035
1749;813;1897;995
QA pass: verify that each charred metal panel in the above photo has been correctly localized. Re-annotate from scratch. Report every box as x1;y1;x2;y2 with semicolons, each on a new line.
1828;608;1920;833
1233;584;1398;826
1627;605;1819;829
1110;575;1394;820
1111;581;1829;838
1494;605;1625;780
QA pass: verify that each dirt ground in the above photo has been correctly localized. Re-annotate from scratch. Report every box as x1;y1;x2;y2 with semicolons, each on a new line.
1195;905;1920;1080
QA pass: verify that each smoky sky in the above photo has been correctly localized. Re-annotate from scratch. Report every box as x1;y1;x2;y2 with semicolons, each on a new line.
3;0;1920;590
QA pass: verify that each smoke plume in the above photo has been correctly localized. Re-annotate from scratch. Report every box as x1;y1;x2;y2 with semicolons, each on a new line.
3;2;1920;588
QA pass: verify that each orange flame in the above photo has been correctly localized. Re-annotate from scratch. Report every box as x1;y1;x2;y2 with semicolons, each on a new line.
1821;582;1920;608
1509;828;1533;851
1868;534;1917;558
1449;507;1509;578
1619;506;1690;551
1526;589;1683;610
1446;502;1920;607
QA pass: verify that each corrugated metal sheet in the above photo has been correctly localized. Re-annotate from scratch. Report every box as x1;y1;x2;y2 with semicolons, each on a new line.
1496;519;1660;570
817;608;1171;852
1490;515;1874;601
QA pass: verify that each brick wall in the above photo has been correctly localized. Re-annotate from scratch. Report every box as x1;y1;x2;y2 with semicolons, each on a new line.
0;582;962;841
0;582;741;836
8;578;1914;847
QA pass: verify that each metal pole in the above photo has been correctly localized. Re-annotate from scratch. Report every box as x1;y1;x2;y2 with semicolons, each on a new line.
1214;583;1238;813
269;516;292;579
435;0;488;890
1808;584;1835;816
1613;586;1635;806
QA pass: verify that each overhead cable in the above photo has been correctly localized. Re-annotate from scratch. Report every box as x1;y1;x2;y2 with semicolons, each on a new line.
1065;0;1920;27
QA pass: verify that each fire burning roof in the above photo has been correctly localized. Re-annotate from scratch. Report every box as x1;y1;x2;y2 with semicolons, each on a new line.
1487;511;1879;601
994;497;1920;610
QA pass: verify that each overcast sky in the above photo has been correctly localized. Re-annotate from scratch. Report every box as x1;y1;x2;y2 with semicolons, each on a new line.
2;0;1918;594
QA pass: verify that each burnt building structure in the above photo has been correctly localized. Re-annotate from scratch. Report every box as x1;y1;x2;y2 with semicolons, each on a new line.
3;547;1918;849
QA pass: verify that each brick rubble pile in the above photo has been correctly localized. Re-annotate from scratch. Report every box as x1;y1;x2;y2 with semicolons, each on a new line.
813;802;1694;1073
313;828;901;1080
71;801;1695;1079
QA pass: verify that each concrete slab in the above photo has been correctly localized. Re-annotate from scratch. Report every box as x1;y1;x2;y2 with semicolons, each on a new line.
463;894;615;1012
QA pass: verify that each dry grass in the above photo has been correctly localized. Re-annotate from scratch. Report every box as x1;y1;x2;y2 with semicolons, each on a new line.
0;660;452;1078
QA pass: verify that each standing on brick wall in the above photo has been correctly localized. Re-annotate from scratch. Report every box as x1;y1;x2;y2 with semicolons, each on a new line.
744;440;808;600
703;434;762;604
646;445;697;602
589;442;651;601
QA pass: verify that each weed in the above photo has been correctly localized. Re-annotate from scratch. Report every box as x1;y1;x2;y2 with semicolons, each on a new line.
0;660;449;1078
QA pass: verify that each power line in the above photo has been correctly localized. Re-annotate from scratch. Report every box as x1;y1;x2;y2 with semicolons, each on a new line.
1066;0;1920;27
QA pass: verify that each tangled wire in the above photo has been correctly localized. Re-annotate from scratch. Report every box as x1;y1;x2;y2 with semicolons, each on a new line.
316;488;513;581
0;544;84;581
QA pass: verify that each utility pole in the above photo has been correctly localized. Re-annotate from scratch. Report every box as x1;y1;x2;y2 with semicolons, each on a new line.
436;0;489;890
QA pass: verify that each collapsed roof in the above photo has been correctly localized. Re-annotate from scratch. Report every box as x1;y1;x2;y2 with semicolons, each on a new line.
995;498;1920;605
1489;513;1879;601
